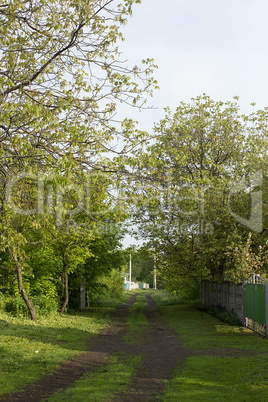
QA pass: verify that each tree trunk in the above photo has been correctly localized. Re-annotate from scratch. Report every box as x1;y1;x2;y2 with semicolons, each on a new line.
17;267;37;321
60;257;69;316
10;246;37;321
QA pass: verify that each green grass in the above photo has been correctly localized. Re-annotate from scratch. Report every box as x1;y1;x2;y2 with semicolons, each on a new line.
161;356;268;401
124;293;150;343
0;309;109;396
87;291;131;309
161;304;268;352
150;289;199;307
157;300;268;401
2;290;268;401
46;353;141;401
47;292;149;401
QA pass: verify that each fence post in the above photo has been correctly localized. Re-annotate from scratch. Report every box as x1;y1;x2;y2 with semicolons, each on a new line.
201;281;204;305
80;282;86;312
265;283;268;340
242;280;245;327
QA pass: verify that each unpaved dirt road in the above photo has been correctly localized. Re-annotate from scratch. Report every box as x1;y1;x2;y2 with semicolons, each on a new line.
1;293;255;401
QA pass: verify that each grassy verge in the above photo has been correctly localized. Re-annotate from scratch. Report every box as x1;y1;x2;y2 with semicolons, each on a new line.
161;355;268;401
46;353;141;401
47;292;148;401
156;295;268;401
150;289;198;307
161;304;268;352
87;291;131;309
0;306;113;396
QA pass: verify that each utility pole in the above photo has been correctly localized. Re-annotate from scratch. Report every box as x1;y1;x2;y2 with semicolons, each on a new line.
129;247;132;291
153;254;157;290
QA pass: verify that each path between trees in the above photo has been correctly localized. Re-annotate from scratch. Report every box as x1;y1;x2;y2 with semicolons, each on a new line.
0;293;256;402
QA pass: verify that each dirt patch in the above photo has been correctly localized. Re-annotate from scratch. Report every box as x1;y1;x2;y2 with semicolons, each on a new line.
0;293;258;402
0;295;137;402
113;295;189;401
112;294;259;401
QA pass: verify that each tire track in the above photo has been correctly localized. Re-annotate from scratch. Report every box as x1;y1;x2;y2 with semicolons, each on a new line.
0;295;138;402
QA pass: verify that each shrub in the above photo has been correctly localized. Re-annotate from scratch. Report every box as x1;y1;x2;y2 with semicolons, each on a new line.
4;295;59;318
0;292;5;311
5;296;29;317
210;304;242;326
31;295;59;317
103;269;125;298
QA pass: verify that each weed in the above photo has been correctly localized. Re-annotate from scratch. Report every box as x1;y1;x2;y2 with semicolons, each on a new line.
209;304;242;326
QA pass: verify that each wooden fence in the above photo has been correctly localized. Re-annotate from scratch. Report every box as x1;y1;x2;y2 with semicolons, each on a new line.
201;280;244;322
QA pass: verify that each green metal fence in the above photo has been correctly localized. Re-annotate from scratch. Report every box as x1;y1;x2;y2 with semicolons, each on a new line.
202;274;268;339
243;274;268;338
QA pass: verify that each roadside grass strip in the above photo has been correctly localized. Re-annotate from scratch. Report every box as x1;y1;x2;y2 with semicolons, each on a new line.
124;293;150;343
161;356;268;401
150;290;190;306
46;353;141;401
0;310;109;396
158;304;268;401
161;304;268;352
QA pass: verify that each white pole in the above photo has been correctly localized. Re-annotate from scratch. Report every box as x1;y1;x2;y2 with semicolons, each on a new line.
153;254;157;290
265;282;268;339
129;249;132;291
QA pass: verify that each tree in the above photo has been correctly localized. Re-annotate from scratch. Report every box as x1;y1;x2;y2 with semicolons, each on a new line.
0;0;157;319
225;232;268;283
127;95;266;289
128;246;154;286
0;0;156;173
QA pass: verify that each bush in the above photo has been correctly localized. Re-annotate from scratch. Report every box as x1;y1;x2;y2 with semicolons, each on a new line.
103;269;125;298
0;292;5;311
87;269;125;307
4;295;58;318
209;304;242;326
31;295;59;317
5;296;29;317
151;289;200;307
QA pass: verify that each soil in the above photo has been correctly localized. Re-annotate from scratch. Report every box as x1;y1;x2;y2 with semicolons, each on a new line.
0;293;257;402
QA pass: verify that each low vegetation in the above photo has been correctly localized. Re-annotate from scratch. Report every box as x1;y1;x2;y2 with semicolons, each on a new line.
0;291;129;397
47;353;141;402
1;290;267;401
152;293;268;401
208;304;242;326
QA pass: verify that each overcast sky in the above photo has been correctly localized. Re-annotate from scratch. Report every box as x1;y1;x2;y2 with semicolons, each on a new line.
118;0;268;131
119;0;268;247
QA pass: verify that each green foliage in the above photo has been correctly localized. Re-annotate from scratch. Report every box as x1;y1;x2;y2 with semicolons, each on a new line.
209;304;242;326
4;297;29;318
151;289;200;307
0;292;5;311
4;295;59;318
86;269;125;308
0;0;157;320
102;269;125;298
127;94;268;288
131;246;155;285
225;232;268;282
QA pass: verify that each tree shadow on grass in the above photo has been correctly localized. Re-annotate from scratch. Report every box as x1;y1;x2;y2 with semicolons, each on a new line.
0;309;110;351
